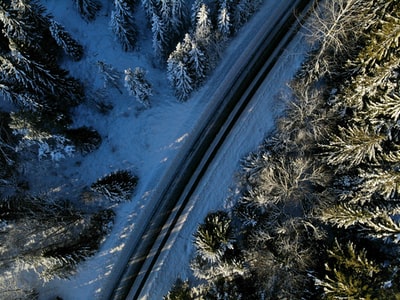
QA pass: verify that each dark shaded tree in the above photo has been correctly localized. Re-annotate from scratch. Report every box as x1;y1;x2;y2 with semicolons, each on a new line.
90;170;138;202
73;0;102;22
124;67;152;107
110;0;137;51
0;195;114;281
49;19;83;61
64;126;102;155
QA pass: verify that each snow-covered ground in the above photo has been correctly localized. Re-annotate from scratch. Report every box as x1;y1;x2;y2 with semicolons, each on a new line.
19;1;312;299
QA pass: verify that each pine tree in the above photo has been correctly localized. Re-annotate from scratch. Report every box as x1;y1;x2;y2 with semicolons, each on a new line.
73;0;102;22
163;279;192;300
194;3;213;48
217;0;232;39
49;20;83;61
320;203;400;243
324;125;386;169
90;170;138;202
171;0;187;33
0;195;115;281
194;211;235;264
96;61;122;93
151;12;169;59
141;0;158;20
188;40;207;85
315;240;386;299
167;60;193;101
232;0;255;30
0;1;85;111
110;0;137;51
124;67;152;107
0;0;58;65
191;0;203;28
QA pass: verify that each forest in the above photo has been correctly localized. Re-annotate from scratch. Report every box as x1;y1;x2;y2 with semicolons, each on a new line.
0;0;262;298
164;0;400;299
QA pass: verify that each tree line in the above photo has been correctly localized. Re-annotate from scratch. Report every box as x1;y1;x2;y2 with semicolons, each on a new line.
164;0;400;299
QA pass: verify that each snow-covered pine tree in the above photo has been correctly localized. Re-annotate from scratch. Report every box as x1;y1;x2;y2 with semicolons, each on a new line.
0;0;58;66
188;40;207;85
73;0;102;21
124;67;152;108
163;279;193;300
324;125;386;169
110;0;137;51
191;0;203;28
151;11;169;59
194;3;213;47
141;0;158;20
49;20;83;61
194;211;235;263
167;59;193;101
38;209;114;281
160;0;172;22
96;61;122;93
234;0;263;32
146;0;188;60
171;0;187;33
315;240;384;299
0;51;84;110
90;170;138;202
9;110;78;161
217;0;232;39
0;195;115;281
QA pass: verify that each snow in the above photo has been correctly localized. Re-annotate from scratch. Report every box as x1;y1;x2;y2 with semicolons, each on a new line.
4;0;310;299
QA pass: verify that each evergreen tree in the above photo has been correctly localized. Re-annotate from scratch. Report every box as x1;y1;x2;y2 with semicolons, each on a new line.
0;1;85;111
141;0;158;20
324;125;386;169
191;0;203;28
151;12;169;59
73;0;102;22
0;195;114;281
49;20;83;61
194;211;235;263
163;279;193;300
150;0;188;59
0;0;58;65
167;59;193;101
96;61;122;93
9;110;77;161
124;67;152;108
315;240;387;299
169;33;208;87
194;3;213;48
171;0;187;33
217;0;232;39
90;170;138;202
110;0;137;51
188;39;207;85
